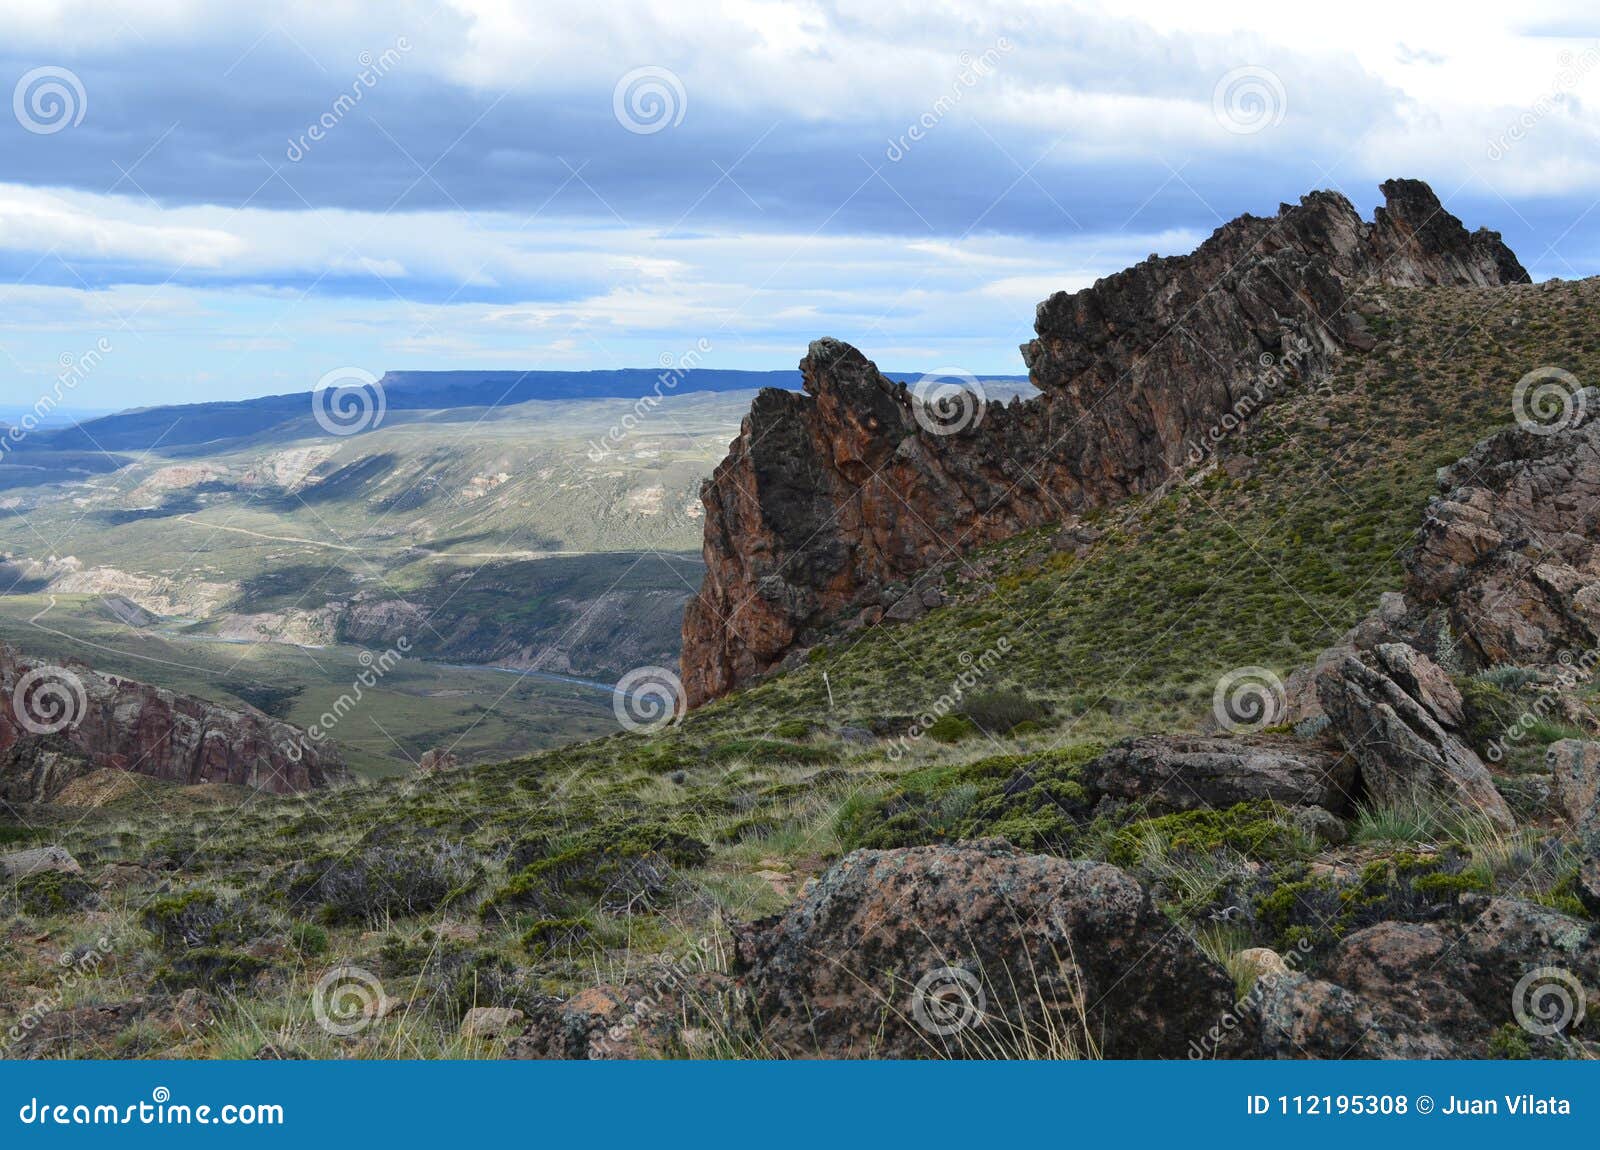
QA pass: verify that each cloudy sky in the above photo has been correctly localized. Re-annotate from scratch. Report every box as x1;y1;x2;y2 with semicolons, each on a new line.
2;0;1598;410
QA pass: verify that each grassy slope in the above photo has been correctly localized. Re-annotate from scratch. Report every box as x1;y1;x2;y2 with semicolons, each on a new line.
5;280;1599;1058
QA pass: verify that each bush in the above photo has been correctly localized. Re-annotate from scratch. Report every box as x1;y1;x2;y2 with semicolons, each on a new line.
1476;665;1539;692
142;888;277;990
770;719;814;741
12;870;100;916
926;714;978;744
481;823;709;923
835;746;1101;852
962;689;1047;735
283;840;482;925
522;916;595;958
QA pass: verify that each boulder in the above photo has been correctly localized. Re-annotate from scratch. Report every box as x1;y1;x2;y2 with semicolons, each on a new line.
1549;739;1600;848
733;839;1244;1059
0;844;82;880
1373;642;1465;729
1318;646;1514;830
1405;400;1600;667
1257;973;1453;1059
1272;899;1600;1056
459;1006;525;1040
1084;735;1356;814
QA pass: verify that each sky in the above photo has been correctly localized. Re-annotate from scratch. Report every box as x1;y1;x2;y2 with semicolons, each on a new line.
1;0;1598;410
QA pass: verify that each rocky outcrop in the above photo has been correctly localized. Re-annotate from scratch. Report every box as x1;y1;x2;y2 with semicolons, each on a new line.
1262;896;1600;1058
1549;739;1600;912
0;642;342;799
1405;394;1600;667
683;180;1528;704
732;839;1243;1058
1317;643;1514;830
1082;735;1356;814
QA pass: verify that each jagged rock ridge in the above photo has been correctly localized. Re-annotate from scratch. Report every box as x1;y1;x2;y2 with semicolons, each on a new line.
682;179;1529;704
0;642;344;802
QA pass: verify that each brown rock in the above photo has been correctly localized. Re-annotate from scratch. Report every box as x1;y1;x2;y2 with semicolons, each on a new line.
0;641;342;796
0;845;81;880
1257;973;1453;1059
1374;642;1465;729
732;839;1243;1059
1317;646;1514;830
1406;402;1600;667
1084;735;1356;814
460;1006;525;1040
682;181;1526;704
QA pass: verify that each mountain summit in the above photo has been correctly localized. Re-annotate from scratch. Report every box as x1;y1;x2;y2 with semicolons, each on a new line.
681;179;1529;705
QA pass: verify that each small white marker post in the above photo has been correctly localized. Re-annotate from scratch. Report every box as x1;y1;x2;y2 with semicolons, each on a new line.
823;671;834;710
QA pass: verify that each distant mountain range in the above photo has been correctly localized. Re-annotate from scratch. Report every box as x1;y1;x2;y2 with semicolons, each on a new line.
8;367;1031;456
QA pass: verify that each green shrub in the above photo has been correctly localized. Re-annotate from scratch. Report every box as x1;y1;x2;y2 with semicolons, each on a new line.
13;870;99;916
711;738;835;764
1105;803;1310;868
282;839;482;925
835;746;1100;852
290;921;329;957
962;689;1048;735
770;719;814;740
521;917;594;958
926;714;978;744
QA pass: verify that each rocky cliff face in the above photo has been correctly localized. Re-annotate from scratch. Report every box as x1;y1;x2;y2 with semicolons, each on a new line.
0;643;343;801
1405;389;1600;666
682;179;1529;704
